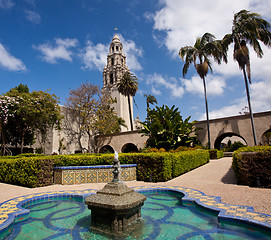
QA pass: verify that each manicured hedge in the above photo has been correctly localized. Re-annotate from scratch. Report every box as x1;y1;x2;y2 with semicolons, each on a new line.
53;151;209;182
172;150;209;178
0;156;54;188
217;150;224;159
232;146;271;188
209;149;224;159
53;153;113;167
119;153;173;182
0;150;210;187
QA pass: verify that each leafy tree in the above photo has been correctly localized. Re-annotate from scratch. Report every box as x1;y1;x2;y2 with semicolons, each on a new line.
4;86;62;154
64;82;99;152
64;82;125;153
140;105;199;151
12;83;29;93
144;94;157;109
117;71;138;131
222;10;271;146
179;33;227;149
89;93;126;152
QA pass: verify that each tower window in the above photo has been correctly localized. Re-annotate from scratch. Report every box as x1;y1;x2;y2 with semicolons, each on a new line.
111;58;114;65
110;73;113;84
112;46;114;52
116;46;119;51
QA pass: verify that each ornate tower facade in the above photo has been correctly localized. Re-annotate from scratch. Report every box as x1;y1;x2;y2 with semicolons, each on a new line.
103;34;133;131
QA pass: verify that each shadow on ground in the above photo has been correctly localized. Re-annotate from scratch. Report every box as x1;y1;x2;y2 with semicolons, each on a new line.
221;167;238;185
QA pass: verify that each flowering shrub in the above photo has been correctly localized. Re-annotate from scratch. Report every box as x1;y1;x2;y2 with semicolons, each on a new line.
0;96;18;125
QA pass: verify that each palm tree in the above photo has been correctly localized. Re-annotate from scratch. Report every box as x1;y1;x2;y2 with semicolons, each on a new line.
222;10;271;145
117;71;138;131
144;94;157;109
179;33;227;148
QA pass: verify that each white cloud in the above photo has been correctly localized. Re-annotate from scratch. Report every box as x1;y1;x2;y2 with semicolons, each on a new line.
150;0;271;118
0;43;26;71
23;0;36;6
182;75;226;96
146;73;184;98
151;0;271;54
34;38;78;64
198;77;271;120
151;85;161;96
251;79;271;112
119;35;143;71
0;0;14;9
25;10;41;24
199;99;247;120
81;41;108;71
81;34;142;72
150;1;271;80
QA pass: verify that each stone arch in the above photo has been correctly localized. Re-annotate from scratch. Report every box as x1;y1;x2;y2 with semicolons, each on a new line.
99;145;114;153
261;128;271;145
214;132;247;149
121;143;138;153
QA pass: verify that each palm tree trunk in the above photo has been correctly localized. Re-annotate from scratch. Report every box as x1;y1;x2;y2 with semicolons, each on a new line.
203;77;211;149
127;95;133;131
243;68;258;145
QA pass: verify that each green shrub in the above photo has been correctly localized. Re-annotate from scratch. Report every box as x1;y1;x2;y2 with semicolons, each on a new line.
208;149;223;159
0;157;54;188
119;153;172;182
0;150;210;187
53;154;112;167
120;151;209;182
209;149;217;159
141;147;166;153
232;146;271;187
217;150;224;159
173;146;203;152
17;153;46;158
172;150;209;178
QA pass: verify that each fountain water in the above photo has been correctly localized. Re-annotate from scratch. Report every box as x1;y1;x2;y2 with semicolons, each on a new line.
85;151;146;236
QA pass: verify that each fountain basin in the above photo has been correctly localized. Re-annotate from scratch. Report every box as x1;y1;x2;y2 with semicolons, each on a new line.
1;187;271;239
85;182;146;235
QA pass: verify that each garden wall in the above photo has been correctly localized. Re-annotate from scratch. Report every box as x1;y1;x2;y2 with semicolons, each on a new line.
54;164;136;184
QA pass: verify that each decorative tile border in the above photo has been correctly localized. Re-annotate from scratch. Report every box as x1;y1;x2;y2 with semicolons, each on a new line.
54;164;137;185
0;186;270;239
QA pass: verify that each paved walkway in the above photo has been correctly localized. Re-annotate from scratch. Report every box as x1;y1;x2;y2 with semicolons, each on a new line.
0;157;270;215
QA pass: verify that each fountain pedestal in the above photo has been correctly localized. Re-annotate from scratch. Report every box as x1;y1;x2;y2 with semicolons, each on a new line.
85;181;146;235
85;151;146;236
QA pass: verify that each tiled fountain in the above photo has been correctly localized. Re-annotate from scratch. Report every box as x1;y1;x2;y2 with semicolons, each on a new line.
85;152;146;236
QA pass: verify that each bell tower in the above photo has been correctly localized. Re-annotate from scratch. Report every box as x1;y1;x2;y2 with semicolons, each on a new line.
103;34;133;131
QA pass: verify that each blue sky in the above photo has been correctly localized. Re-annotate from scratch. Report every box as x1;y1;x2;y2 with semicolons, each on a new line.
1;0;271;123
